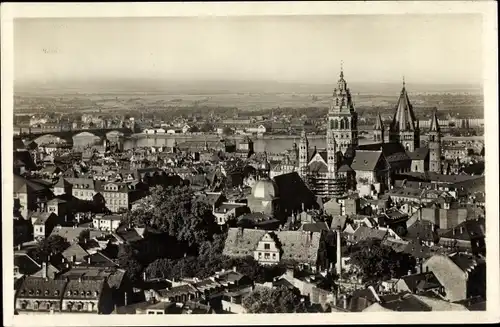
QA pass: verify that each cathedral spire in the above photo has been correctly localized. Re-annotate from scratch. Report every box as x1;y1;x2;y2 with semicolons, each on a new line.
340;60;344;79
391;80;417;132
429;109;440;132
374;112;384;130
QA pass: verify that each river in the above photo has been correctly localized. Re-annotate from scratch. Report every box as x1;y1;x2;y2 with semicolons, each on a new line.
123;134;483;153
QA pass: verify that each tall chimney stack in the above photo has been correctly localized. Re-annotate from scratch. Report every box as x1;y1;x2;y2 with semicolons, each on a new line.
336;229;342;277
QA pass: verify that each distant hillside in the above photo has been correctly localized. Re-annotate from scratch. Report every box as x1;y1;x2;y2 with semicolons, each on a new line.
15;79;483;96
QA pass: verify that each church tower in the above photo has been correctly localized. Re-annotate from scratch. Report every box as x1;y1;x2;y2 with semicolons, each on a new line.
373;112;385;143
428;109;442;173
327;63;359;155
298;129;309;177
327;129;338;178
389;79;420;152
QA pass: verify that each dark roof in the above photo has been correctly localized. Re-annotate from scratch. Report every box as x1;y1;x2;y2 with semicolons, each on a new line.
399;272;442;293
63;279;106;300
449;253;481;272
337;164;354;172
407;147;429;160
352;226;387;242
357;142;407;161
223;228;323;264
406;220;437;242
17;277;67;300
350;150;382;171
273;172;317;210
84;251;119;267
308;160;328;173
14;174;49;193
14;253;41;275
300;222;330;233
379;293;432;311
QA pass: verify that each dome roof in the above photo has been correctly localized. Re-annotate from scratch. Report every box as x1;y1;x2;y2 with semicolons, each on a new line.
251;178;279;200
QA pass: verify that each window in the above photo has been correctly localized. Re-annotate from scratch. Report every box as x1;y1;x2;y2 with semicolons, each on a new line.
272;253;276;259
264;243;270;250
258;252;262;257
264;253;270;259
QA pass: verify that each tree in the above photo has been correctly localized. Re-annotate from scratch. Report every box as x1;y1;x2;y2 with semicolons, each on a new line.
200;122;214;133
77;229;90;244
117;244;144;284
349;239;416;283
31;235;70;263
242;286;308;313
222;127;234;136
123;185;220;255
189;125;200;133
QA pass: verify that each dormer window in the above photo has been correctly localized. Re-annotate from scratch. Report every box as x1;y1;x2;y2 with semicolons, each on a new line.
54;290;59;296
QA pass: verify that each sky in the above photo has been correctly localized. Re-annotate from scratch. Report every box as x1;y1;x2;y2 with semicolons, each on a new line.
14;14;483;85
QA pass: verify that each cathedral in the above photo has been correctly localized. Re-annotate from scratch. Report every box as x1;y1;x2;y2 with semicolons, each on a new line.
297;67;443;199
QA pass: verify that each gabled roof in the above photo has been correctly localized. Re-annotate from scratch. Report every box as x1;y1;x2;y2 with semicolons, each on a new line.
223;228;323;264
350;150;382;171
31;212;57;225
308;160;329;173
14;253;41;275
352;226;387;242
32;264;60;279
406;220;437;243
399;272;442;293
14;174;49;193
62;243;89;261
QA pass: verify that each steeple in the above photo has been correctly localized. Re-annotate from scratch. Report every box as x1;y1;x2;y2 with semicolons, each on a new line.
389;78;420;152
429;109;440;132
373;112;385;143
374;112;384;130
428;109;442;173
391;80;417;132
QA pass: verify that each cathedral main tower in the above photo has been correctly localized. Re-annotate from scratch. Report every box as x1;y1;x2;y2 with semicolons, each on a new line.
327;64;359;156
389;79;420;152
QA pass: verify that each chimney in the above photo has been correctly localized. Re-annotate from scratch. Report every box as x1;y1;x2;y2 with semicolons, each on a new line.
286;268;294;279
42;262;48;279
407;270;412;276
87;256;91;264
336;229;342;277
17;244;21;251
232;266;237;272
